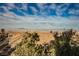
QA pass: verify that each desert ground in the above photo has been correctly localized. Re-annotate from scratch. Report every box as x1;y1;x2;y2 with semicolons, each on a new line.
0;28;79;56
3;29;79;48
8;29;55;47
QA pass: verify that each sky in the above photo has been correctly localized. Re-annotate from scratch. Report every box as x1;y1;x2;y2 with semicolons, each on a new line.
0;3;79;29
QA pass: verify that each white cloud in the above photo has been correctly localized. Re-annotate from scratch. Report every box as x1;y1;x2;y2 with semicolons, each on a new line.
29;6;38;15
0;3;78;17
49;4;57;10
6;3;15;10
21;4;28;10
0;15;79;29
55;4;70;16
68;9;79;15
36;4;49;15
0;6;17;17
0;3;79;29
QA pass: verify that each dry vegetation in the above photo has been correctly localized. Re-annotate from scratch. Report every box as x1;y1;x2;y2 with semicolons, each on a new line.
0;29;79;56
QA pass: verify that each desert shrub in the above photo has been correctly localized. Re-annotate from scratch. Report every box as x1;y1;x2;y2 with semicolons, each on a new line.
12;29;79;56
12;31;56;56
0;29;15;56
52;29;79;56
12;32;40;56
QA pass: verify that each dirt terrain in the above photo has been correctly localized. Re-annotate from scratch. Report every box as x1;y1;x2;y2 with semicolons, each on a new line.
4;29;79;48
8;31;55;47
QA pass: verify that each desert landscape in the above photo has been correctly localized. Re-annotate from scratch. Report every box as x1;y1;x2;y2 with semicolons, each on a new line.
0;3;79;56
0;28;79;56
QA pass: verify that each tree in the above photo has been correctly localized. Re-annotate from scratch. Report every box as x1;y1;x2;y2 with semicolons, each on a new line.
53;29;76;56
12;32;40;56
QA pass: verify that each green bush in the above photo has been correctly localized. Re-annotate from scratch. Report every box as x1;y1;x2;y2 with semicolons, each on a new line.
12;29;79;56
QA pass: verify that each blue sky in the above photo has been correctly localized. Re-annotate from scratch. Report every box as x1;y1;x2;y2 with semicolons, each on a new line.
0;3;79;17
0;3;79;29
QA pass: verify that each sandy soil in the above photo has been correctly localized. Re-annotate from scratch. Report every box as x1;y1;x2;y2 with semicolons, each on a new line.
3;29;79;47
7;30;55;47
